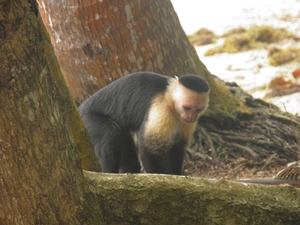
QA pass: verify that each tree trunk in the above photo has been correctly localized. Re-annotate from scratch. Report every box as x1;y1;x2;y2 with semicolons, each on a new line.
0;0;100;224
84;171;300;225
37;0;250;125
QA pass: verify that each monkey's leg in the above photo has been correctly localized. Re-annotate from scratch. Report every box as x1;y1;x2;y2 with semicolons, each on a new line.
119;129;141;173
139;140;173;174
169;141;186;175
81;113;122;173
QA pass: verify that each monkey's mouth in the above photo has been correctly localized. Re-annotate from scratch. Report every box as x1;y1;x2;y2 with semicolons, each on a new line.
181;118;197;124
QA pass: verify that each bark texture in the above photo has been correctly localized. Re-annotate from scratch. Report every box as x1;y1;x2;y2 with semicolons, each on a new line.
84;171;300;225
0;0;100;224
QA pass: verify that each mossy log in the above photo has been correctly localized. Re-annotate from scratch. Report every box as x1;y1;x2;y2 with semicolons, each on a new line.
83;171;300;225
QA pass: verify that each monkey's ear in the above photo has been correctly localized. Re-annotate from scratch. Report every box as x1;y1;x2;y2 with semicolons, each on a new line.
174;75;179;80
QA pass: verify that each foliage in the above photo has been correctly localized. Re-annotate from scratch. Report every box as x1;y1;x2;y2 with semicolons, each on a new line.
204;25;299;56
205;33;255;55
221;27;247;37
248;25;294;43
268;46;300;66
188;28;216;46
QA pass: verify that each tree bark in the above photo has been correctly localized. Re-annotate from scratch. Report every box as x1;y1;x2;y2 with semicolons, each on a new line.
37;0;250;125
84;171;300;225
0;0;100;224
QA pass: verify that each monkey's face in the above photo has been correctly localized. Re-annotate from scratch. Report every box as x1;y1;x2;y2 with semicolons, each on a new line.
172;85;209;124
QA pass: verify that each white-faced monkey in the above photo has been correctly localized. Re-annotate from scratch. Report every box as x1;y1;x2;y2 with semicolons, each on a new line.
78;72;210;175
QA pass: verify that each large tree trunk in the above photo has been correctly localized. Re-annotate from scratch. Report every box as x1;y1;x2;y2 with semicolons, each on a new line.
37;0;250;125
0;0;100;224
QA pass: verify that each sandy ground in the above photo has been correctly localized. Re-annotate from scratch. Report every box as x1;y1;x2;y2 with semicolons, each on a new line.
171;0;300;116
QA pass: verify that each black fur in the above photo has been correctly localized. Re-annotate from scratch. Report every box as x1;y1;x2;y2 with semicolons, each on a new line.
179;74;209;93
78;72;207;174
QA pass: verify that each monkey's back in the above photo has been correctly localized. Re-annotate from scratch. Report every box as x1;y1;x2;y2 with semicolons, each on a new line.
78;72;169;131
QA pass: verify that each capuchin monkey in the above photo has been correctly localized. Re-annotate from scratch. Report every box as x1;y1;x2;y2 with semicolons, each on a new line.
78;72;210;175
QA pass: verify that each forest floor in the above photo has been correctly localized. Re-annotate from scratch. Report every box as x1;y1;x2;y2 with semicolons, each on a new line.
171;0;300;180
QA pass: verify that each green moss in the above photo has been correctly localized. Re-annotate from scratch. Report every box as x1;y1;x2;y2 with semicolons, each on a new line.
204;79;253;126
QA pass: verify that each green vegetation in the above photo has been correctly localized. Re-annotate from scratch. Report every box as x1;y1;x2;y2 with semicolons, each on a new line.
189;25;300;66
202;25;299;56
205;33;256;55
187;28;216;46
268;47;300;66
248;25;293;43
221;27;246;37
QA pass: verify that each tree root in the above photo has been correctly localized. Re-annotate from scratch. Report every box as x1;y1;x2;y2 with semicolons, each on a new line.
185;81;300;179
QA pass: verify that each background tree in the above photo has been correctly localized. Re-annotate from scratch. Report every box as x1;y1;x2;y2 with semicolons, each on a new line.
37;0;247;118
38;0;300;177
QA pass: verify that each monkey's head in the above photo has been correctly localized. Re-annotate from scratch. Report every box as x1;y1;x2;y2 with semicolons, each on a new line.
170;75;210;124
